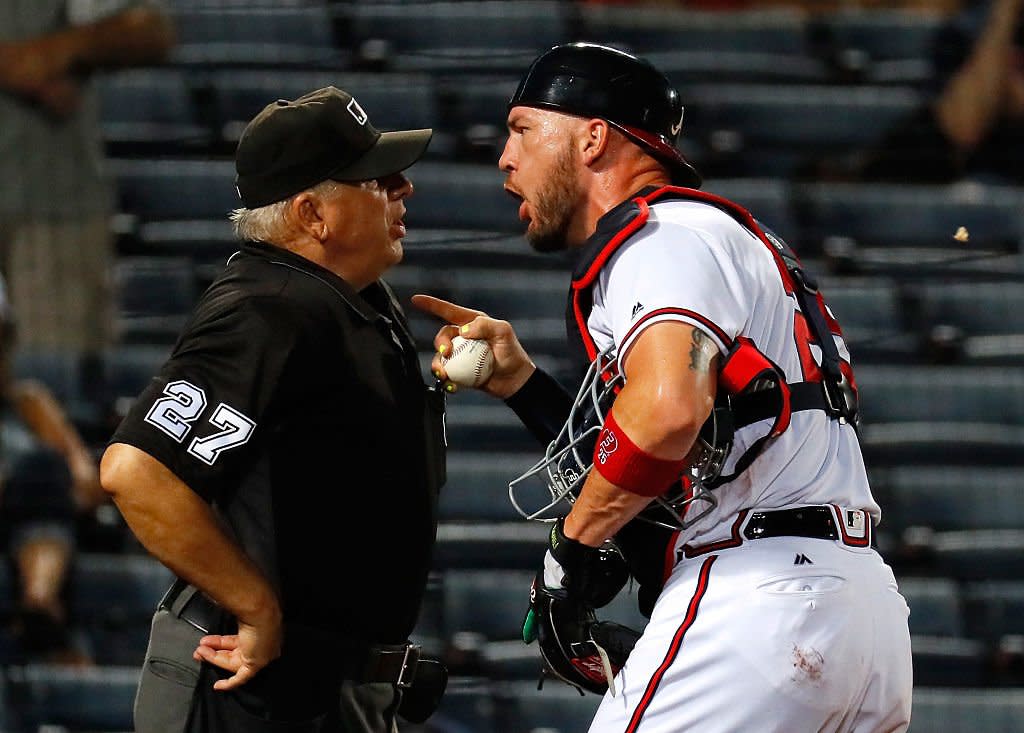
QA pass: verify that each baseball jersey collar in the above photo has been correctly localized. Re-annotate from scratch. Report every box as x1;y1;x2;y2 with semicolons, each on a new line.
241;240;383;323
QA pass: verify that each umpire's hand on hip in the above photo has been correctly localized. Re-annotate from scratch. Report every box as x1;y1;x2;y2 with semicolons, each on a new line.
411;294;535;398
193;599;283;691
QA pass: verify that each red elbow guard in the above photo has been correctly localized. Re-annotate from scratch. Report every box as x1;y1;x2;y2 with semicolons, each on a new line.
593;410;687;497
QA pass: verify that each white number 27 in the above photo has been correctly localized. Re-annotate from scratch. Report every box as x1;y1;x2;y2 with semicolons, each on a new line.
145;380;255;464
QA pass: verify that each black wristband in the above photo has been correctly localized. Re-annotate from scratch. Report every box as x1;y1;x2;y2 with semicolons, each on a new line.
505;368;573;445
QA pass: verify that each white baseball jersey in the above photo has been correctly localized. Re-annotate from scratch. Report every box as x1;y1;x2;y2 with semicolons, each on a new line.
578;194;911;733
586;198;880;548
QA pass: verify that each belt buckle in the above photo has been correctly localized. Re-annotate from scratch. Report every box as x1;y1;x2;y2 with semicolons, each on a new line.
396;644;421;689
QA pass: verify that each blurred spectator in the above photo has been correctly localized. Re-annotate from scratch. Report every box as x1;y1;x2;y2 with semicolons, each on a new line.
0;1;174;373
0;275;106;664
809;0;1024;183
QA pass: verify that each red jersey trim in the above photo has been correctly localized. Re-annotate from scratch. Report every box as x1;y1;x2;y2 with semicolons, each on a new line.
625;554;717;733
680;510;749;560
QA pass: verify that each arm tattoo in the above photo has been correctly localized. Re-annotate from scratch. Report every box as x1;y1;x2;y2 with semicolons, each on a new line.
689;329;714;373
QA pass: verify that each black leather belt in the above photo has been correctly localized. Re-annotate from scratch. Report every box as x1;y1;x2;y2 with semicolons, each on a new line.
159;580;422;687
159;579;223;634
743;505;873;547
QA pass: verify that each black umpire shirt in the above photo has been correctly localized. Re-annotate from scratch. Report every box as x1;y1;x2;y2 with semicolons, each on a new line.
113;240;446;653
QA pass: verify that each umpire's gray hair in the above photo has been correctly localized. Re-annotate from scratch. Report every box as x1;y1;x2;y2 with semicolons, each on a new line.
229;180;344;243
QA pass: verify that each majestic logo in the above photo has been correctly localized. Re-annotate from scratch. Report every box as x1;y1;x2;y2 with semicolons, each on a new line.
347;97;368;125
631;301;645;318
670;108;685;137
596;428;618;465
794;553;813;565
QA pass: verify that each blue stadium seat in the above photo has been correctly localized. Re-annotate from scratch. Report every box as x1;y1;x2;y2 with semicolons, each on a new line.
899;576;963;637
114;256;198;344
442;569;534;641
704;178;796;241
441;452;539;522
911;635;988;687
427;676;499;733
433;521;548;571
932;530;1024;581
855;366;1024;464
492;680;602;733
404;162;521;233
873;466;1024;532
169;6;344;68
344;1;573;73
7;664;138;731
580;6;807;55
796;182;1024;250
915;281;1024;365
73;554;173;666
111;158;238;223
104;344;173;410
685;85;923;177
964;581;1024;642
910;688;1024;732
97;69;212;153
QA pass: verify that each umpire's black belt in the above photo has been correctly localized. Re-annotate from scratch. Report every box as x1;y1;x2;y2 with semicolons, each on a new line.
159;580;422;688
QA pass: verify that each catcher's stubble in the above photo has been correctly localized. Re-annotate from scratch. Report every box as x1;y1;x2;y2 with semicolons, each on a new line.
526;138;586;253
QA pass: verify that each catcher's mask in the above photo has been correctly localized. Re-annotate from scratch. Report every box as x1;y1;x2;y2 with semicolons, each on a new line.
509;349;733;531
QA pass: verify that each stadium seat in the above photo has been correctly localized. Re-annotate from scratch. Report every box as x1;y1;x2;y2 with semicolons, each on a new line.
342;1;573;73
97;69;213;154
404;162;522;233
855;366;1024;464
114;256;198;344
703;178;797;241
104;344;173;412
807;10;943;85
684;84;923;178
6;664;138;731
795;182;1024;251
911;635;989;687
433;521;548;570
442;569;534;641
914;281;1024;365
492;679;602;733
169;6;344;68
910;688;1024;732
963;580;1024;642
873;466;1024;533
580;6;807;56
111;158;238;223
441;452;540;522
932;530;1024;581
73;554;173;666
899;576;963;637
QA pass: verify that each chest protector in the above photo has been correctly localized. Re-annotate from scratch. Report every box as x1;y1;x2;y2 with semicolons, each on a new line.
566;186;859;525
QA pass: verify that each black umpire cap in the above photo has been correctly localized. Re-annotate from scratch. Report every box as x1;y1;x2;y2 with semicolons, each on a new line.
509;42;702;189
235;86;432;209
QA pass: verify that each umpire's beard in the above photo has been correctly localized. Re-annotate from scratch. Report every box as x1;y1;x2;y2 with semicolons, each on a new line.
527;142;584;253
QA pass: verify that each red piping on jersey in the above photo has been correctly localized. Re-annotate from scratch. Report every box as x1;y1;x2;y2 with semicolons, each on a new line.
620;308;733;367
680;510;749;560
625;555;717;733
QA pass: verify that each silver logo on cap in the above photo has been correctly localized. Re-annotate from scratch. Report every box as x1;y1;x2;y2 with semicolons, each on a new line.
347;98;368;125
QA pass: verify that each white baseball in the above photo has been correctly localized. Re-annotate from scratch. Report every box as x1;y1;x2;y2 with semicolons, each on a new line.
442;336;495;387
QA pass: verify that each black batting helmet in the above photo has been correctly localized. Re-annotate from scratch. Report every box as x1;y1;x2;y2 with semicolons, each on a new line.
509;42;702;189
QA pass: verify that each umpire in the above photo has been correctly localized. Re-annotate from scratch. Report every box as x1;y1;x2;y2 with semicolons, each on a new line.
100;86;447;733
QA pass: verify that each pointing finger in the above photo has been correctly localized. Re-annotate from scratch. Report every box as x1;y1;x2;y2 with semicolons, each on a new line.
411;294;484;325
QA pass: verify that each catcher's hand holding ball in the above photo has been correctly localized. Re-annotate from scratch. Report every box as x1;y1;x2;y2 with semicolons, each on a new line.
442;336;495;387
410;294;534;397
